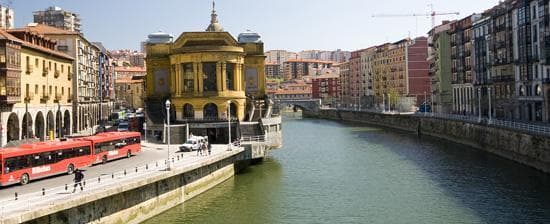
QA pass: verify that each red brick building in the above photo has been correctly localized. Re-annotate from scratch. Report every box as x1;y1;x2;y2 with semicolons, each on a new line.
312;73;340;105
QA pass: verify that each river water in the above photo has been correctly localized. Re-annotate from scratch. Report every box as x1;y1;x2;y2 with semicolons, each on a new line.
144;118;550;223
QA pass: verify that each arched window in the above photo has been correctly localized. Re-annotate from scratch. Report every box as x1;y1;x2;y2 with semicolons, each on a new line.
183;104;194;119
519;85;525;96
203;103;218;120
229;102;237;119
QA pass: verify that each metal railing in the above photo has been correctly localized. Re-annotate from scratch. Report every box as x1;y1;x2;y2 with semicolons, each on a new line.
417;112;550;136
240;135;267;143
0;147;238;219
490;119;550;135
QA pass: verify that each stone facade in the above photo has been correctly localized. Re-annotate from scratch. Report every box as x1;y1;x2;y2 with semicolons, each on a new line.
314;109;550;173
0;28;74;146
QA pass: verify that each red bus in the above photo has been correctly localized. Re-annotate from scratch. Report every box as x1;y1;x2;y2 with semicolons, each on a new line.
0;131;142;186
77;132;141;164
0;140;93;186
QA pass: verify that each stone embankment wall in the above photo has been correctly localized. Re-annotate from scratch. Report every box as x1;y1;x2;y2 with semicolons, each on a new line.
8;150;249;224
310;110;550;174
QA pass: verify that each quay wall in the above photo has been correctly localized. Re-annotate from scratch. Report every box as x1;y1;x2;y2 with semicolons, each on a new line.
5;150;249;224
310;110;550;174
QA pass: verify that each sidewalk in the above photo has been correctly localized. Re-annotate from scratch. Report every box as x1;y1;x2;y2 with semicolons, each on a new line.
0;143;243;219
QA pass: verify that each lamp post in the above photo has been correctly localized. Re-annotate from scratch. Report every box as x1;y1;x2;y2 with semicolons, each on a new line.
431;92;434;116
478;88;482;122
382;94;385;112
165;100;171;171
143;122;147;143
388;93;391;113
58;102;61;138
488;87;492;123
227;100;232;151
424;91;427;116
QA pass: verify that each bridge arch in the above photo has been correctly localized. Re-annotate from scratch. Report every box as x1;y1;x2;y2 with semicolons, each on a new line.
273;99;321;113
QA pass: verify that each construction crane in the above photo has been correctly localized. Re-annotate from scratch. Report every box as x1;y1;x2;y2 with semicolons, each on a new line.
372;4;459;28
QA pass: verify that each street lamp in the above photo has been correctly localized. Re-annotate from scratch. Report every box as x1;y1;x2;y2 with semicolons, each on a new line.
227;100;232;151
424;91;427;116
58;102;62;138
487;87;493;124
478;88;482;122
382;94;385;112
165;100;171;171
143;122;147;143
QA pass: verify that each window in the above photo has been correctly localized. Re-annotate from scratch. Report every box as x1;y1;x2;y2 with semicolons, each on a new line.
182;63;194;93
26;56;30;73
93;137;139;154
35;85;38;94
35;58;39;68
226;63;235;91
202;62;217;91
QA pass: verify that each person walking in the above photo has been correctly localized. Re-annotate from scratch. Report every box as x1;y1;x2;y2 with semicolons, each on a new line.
201;142;207;156
207;141;211;156
72;169;84;193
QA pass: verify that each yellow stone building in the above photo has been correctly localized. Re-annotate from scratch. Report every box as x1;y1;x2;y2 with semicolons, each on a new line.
145;3;266;121
0;28;74;145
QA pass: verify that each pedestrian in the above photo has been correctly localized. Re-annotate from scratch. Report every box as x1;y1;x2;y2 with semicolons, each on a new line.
207;141;211;156
202;142;207;156
72;169;84;193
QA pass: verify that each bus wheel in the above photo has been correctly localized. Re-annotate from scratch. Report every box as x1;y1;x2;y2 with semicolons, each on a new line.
67;164;75;175
126;151;131;158
102;155;108;164
20;173;30;185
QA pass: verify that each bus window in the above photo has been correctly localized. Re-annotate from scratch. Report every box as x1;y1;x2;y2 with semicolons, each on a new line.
33;154;44;166
4;156;30;173
55;150;64;163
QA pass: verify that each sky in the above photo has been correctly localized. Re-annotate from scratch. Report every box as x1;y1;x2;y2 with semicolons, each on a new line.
11;0;499;52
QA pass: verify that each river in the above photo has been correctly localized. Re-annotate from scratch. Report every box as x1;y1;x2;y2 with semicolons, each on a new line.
143;118;550;223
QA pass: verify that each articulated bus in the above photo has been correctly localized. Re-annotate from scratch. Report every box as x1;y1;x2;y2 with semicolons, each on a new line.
77;132;141;164
0;132;141;186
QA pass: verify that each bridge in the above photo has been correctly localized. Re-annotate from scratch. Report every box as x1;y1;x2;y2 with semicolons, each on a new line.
272;99;322;113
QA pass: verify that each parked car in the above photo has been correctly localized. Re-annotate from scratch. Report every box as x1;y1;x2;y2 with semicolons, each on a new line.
179;136;207;152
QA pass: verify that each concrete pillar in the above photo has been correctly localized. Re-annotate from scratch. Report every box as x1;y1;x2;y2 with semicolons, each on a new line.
216;62;222;92
170;65;176;95
240;64;246;91
221;62;227;92
198;62;204;93
194;62;199;94
175;63;180;96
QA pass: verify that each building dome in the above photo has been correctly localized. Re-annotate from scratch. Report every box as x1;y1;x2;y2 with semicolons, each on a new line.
147;31;173;44
206;22;223;32
205;1;224;32
238;30;262;43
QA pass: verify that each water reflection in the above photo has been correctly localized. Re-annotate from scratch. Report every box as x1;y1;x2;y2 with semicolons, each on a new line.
145;118;550;224
143;158;283;224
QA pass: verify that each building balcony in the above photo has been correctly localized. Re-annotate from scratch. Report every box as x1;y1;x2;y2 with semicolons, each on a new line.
543;77;550;84
42;69;48;77
54;70;60;78
41;93;50;100
55;93;62;101
0;95;20;104
24;92;34;102
26;66;33;74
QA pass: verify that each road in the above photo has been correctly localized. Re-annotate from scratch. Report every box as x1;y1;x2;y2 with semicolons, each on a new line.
0;142;221;199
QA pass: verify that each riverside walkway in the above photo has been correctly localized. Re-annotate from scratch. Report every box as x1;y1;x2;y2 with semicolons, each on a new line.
0;142;243;221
